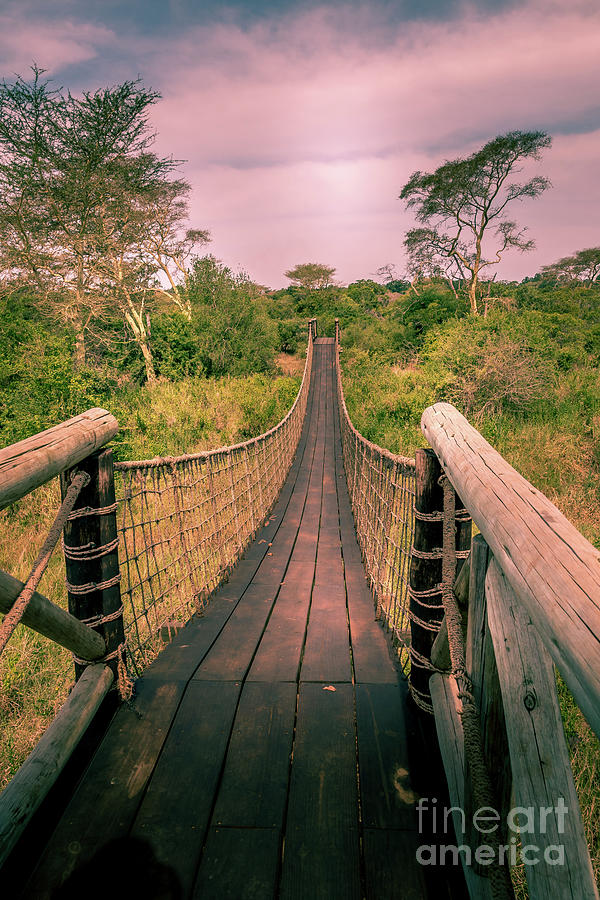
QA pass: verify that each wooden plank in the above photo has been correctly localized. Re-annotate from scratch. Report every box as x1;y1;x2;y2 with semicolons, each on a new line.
363;829;427;900
355;683;418;830
280;683;361;900
430;674;495;900
130;680;241;897
422;401;600;738
0;664;113;868
24;677;187;894
142;592;246;681
0;408;118;510
485;559;598;900
193;585;279;680
0;568;105;661
301;602;352;683
248;575;313;682
344;566;398;684
212;682;297;827
192;827;281;900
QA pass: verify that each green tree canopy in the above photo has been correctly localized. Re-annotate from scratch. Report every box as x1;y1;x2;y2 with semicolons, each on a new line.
0;66;207;379
284;262;336;291
540;247;600;287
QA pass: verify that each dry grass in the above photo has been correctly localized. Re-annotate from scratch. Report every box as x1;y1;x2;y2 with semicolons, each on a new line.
275;352;306;377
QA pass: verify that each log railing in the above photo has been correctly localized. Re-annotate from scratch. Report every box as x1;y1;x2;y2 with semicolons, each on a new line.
0;409;120;866
0;324;315;864
418;402;599;899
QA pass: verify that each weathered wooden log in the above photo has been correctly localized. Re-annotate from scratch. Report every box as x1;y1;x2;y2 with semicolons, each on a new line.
0;408;118;510
430;551;471;671
486;559;598;900
62;448;124;682
0;569;105;660
421;402;600;739
0;663;113;868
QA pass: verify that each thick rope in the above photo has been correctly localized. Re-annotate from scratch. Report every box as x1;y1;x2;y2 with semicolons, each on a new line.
440;475;513;900
0;471;90;657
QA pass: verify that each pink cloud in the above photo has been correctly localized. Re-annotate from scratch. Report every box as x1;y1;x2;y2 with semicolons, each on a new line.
0;12;113;74
141;3;600;284
1;2;599;286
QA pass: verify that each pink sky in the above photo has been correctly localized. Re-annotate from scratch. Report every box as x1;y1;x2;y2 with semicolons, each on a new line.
1;0;600;287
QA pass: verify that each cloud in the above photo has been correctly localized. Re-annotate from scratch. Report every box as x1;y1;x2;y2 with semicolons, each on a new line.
0;1;599;285
0;9;113;75
142;2;600;283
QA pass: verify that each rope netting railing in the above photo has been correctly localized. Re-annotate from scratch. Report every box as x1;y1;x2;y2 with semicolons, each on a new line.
113;326;315;675
334;322;416;673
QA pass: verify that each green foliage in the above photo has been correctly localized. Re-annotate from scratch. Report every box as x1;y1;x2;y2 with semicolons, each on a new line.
186;256;277;376
284;262;336;290
400;130;552;313
0;292;122;445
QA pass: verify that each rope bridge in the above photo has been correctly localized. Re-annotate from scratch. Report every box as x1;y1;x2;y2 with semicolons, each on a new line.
1;319;599;900
113;325;314;675
334;322;417;671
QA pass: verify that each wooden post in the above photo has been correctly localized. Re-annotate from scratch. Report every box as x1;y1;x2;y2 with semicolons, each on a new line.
334;317;340;345
409;448;444;710
61;448;124;683
409;449;472;711
464;535;513;882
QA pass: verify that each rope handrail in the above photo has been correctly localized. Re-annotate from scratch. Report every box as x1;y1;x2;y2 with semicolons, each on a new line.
113;329;315;674
114;364;311;471
0;471;90;657
334;321;416;673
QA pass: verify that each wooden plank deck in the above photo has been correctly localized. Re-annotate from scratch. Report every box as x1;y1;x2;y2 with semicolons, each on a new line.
19;340;462;900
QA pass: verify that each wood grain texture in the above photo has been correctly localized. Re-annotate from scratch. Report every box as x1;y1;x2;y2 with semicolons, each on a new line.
356;683;418;830
130;681;242;896
23;677;187;897
0;568;105;660
279;683;361;900
192;827;281;900
0;408;118;509
422;401;600;738
0;664;113;869
464;537;512;858
485;559;598;900
212;681;296;828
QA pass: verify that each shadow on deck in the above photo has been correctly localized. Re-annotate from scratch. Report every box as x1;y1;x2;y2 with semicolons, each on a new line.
15;340;467;900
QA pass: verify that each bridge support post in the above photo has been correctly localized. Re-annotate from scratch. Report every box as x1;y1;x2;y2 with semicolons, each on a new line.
409;449;471;713
61;448;126;686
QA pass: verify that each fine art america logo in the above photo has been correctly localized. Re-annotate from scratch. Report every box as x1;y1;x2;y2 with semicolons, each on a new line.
416;797;568;867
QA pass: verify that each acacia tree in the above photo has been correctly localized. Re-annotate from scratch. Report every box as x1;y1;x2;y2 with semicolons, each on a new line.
403;227;465;299
140;178;211;320
541;247;600;287
0;67;205;373
284;262;336;290
400;131;552;314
